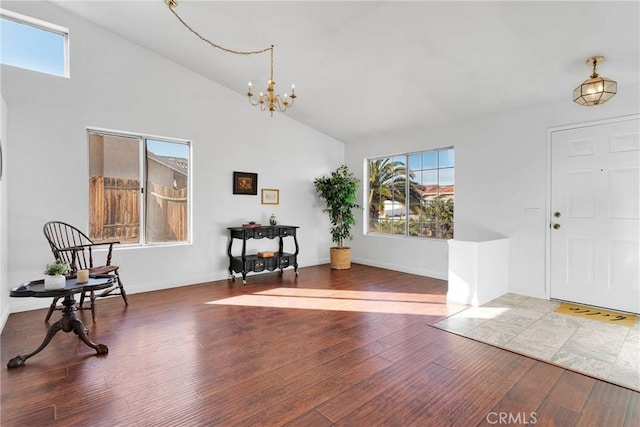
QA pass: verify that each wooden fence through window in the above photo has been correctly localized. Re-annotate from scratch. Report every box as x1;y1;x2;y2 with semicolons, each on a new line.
89;177;187;244
147;182;188;242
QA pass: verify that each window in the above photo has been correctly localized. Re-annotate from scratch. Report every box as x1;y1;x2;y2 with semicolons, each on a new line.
368;147;454;239
88;130;190;245
0;9;68;77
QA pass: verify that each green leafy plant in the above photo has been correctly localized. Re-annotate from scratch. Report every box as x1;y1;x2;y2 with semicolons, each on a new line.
44;259;70;276
314;165;361;248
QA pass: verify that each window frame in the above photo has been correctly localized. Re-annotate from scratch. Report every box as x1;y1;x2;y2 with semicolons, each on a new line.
366;146;454;240
87;128;192;247
0;8;70;78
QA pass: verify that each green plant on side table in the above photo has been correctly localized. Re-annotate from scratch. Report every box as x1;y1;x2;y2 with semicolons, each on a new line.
43;259;70;290
314;164;360;269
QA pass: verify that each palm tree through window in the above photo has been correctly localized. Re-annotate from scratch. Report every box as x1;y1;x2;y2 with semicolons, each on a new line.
368;148;454;239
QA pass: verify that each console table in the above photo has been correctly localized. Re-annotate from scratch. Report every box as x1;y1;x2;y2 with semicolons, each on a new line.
227;225;299;284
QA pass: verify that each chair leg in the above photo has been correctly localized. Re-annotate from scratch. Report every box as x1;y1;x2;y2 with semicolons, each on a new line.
116;273;128;305
79;291;86;309
90;290;97;322
45;297;60;322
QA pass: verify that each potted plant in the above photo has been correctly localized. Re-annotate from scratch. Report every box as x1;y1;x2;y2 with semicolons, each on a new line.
44;259;70;290
314;165;360;269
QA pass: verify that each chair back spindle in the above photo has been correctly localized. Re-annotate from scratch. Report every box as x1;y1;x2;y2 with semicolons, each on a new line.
44;221;94;271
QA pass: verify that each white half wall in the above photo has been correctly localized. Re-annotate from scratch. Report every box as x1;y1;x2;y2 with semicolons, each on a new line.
1;1;344;315
0;94;8;330
346;83;640;300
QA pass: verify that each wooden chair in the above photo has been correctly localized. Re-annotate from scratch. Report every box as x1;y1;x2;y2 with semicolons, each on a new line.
43;221;128;322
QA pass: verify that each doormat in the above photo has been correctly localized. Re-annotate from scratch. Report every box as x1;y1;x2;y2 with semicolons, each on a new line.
554;302;637;328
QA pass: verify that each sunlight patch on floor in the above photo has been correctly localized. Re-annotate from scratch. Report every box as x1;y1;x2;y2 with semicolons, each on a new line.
255;288;446;303
208;288;466;316
450;306;512;319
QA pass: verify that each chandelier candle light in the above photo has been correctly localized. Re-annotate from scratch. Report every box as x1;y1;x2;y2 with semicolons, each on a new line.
573;56;617;106
247;46;296;115
165;0;296;115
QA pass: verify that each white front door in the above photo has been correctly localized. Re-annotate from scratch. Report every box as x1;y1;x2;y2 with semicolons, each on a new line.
550;117;639;314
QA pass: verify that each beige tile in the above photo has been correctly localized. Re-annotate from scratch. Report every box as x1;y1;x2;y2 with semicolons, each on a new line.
483;293;530;308
551;350;613;379
615;340;640;371
608;364;640;390
517;297;560;314
432;293;639;391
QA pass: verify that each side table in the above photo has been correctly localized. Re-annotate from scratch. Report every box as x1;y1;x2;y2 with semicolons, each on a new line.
7;275;116;368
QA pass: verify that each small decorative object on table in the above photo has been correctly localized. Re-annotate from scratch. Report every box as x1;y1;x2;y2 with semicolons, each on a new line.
269;213;277;226
76;269;89;283
258;251;274;258
242;221;262;228
43;259;70;290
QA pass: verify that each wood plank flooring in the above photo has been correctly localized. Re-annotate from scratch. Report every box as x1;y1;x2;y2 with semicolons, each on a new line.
1;264;638;426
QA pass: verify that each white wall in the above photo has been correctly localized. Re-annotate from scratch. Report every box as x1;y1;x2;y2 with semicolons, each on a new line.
1;94;8;328
347;82;640;299
1;1;344;315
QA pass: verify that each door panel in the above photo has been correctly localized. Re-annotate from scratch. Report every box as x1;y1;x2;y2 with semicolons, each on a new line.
551;118;640;314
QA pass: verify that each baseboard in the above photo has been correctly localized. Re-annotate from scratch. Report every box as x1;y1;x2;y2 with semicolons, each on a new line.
351;256;447;280
0;303;10;334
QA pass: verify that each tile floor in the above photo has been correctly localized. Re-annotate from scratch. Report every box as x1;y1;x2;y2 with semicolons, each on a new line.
434;293;640;391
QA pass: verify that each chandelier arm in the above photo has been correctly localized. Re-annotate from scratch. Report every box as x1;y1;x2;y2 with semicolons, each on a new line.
248;95;262;107
166;3;271;56
275;95;291;112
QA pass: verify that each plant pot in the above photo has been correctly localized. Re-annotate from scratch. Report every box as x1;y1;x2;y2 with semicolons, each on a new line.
330;247;352;270
44;274;66;290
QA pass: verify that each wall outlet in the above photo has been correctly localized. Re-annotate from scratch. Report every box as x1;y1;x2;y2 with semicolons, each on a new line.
524;208;540;217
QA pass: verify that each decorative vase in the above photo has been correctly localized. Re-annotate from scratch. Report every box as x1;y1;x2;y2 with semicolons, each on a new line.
44;274;66;290
269;214;277;226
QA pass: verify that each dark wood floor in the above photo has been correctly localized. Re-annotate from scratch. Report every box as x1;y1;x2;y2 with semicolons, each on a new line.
1;264;638;426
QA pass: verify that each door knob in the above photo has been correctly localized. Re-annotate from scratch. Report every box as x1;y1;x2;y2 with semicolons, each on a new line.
553;223;561;230
554;212;561;217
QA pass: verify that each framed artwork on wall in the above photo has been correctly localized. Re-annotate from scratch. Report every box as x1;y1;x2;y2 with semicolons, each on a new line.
233;171;258;195
261;188;279;205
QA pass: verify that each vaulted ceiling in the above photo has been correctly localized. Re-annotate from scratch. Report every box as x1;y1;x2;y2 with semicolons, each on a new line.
51;1;640;143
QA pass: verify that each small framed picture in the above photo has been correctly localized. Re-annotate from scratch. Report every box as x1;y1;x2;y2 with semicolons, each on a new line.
261;188;279;205
233;171;258;195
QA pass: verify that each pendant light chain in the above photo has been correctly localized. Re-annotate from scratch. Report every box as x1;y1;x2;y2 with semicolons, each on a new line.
166;1;272;56
165;0;296;114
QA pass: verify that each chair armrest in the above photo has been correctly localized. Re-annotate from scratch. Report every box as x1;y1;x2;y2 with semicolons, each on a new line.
62;241;121;250
59;241;120;267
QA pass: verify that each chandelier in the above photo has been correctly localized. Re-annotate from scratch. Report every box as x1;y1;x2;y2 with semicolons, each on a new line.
573;56;617;106
165;0;296;115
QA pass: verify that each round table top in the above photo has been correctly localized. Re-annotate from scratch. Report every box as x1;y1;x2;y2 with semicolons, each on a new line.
9;275;116;298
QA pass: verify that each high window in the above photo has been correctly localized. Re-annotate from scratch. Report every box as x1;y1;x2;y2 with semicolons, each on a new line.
88;130;190;246
368;147;454;239
0;9;68;77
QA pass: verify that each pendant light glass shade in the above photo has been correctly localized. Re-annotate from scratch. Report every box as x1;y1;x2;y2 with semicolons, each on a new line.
573;56;617;106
